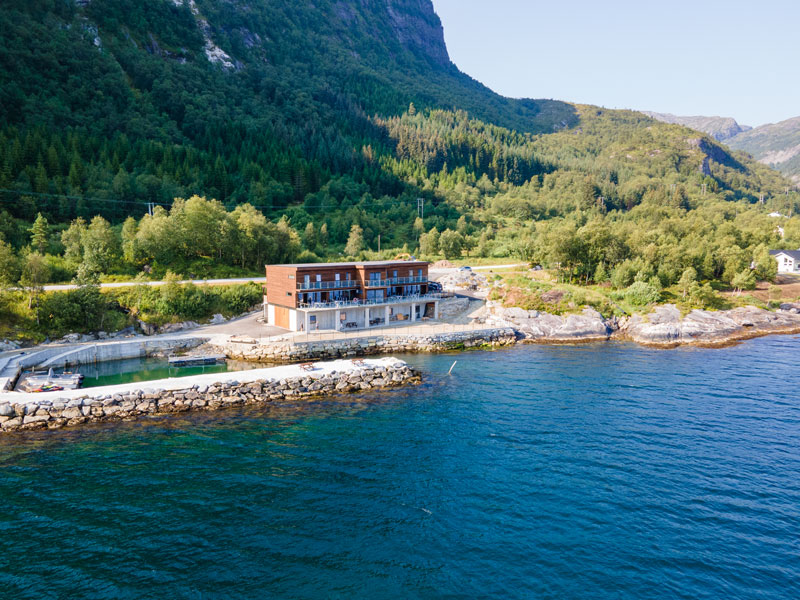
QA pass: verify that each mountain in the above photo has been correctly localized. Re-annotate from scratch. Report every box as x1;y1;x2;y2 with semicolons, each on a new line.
726;117;800;183
642;112;751;142
0;0;795;287
643;111;800;183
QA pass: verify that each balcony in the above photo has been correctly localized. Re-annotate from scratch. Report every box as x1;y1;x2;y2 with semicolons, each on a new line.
297;279;357;291
385;276;428;285
365;276;428;288
298;293;447;311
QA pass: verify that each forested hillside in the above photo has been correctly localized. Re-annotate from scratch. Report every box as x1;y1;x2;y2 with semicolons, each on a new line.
0;0;798;300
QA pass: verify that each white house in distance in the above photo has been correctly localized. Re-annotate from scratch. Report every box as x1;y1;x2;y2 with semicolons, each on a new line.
770;249;800;273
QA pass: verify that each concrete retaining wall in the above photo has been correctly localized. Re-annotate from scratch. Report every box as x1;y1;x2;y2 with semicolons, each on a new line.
0;357;419;434
38;337;206;368
217;328;517;363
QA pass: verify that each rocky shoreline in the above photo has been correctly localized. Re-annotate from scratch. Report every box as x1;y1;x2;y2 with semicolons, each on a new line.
214;328;517;363
0;358;420;434
484;303;800;347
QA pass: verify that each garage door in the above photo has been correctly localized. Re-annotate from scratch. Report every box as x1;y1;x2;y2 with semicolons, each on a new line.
275;306;290;329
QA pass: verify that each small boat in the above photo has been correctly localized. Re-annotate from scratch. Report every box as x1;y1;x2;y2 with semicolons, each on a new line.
17;368;84;392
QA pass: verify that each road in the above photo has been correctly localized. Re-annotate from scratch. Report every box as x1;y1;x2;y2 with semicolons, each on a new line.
42;277;264;292
39;264;525;291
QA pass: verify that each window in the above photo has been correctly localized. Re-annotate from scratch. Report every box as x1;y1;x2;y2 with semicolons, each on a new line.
418;269;423;277
392;270;398;278
409;270;413;277
304;275;310;285
286;291;291;296
346;272;351;280
335;273;340;281
288;274;295;279
316;274;322;282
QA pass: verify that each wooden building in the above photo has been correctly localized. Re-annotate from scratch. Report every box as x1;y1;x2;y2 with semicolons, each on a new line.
264;260;441;331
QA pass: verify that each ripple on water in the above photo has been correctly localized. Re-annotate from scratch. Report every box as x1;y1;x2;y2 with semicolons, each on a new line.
1;337;800;599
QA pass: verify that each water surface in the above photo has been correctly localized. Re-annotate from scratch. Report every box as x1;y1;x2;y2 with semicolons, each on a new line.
1;337;799;599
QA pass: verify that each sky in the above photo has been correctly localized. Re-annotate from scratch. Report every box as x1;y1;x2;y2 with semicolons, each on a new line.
430;0;798;127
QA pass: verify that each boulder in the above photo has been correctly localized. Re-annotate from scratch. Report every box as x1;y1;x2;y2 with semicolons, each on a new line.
0;339;21;352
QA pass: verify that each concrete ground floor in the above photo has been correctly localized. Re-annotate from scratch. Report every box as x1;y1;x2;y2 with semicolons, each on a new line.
265;299;440;333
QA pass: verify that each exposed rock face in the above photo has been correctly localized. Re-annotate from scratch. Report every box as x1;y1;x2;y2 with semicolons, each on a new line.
619;304;800;346
385;0;450;66
486;302;800;347
137;320;200;336
486;306;616;342
0;340;21;352
643;112;750;141
726;116;800;179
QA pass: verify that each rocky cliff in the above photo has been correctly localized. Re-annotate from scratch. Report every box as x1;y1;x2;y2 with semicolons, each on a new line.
643;112;751;141
485;303;800;347
726;116;800;181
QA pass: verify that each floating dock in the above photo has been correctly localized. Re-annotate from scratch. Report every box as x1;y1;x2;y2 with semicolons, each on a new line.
168;355;226;367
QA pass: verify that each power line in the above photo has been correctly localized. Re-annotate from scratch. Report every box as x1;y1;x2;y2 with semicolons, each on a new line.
0;188;431;214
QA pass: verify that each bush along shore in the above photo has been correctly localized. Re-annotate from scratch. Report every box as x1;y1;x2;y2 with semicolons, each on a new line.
0;358;420;434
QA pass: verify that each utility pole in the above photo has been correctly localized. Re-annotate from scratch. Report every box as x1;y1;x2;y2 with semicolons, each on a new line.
417;197;424;220
378;234;381;253
147;202;154;216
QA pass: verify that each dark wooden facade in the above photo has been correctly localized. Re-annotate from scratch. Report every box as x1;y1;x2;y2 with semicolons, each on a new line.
265;261;430;309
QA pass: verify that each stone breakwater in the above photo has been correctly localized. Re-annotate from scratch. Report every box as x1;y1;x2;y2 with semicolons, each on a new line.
0;358;420;434
216;328;517;363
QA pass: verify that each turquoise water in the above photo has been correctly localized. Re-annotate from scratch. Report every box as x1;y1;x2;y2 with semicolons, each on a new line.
52;357;272;389
78;357;230;388
2;337;800;599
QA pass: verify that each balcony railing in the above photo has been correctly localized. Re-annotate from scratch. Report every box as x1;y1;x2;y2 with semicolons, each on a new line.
298;276;428;290
297;280;357;291
385;276;428;285
365;276;428;287
298;293;447;311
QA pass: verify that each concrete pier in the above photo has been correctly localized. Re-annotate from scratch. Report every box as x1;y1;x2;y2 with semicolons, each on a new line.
0;357;420;434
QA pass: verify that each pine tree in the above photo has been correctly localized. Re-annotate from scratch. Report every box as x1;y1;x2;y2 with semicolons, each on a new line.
29;213;49;254
304;222;317;250
344;223;364;256
319;223;329;250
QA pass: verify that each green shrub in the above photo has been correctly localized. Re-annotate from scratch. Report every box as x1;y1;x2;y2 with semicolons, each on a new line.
215;283;262;314
623;281;661;306
37;286;109;336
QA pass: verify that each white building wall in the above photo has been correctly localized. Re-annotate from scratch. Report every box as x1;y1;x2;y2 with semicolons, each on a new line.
775;254;800;273
267;304;276;326
289;309;298;331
